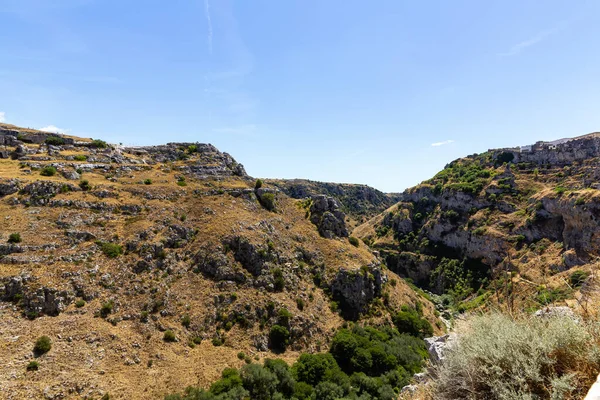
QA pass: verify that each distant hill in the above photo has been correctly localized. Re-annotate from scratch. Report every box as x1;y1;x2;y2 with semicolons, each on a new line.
267;179;401;228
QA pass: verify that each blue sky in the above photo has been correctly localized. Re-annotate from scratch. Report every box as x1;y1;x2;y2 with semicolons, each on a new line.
2;0;600;192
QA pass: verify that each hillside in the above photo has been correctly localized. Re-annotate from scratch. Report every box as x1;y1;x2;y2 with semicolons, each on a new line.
0;124;437;399
355;134;600;314
267;179;401;230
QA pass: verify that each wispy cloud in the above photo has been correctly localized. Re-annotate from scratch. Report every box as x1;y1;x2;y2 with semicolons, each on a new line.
0;112;5;123
204;0;213;55
499;21;569;57
431;140;455;147
39;125;66;133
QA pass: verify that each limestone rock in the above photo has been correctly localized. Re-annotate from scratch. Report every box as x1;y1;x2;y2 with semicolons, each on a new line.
309;195;348;238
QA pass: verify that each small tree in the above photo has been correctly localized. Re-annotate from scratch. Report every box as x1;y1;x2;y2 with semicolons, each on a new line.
269;325;290;352
255;179;263;189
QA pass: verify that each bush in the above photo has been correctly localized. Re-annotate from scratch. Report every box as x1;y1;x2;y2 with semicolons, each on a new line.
181;315;191;328
40;166;57;176
269;325;290;352
296;298;305;311
433;313;600;399
8;233;21;243
73;154;87;161
79;180;91;191
570;270;589;287
75;299;86;308
26;361;39;371
255;179;263;189
33;336;51;356
45;136;65;145
348;237;360;247
144;179;152;185
163;330;177;342
99;242;123;258
241;363;279;400
100;301;114;318
259;192;276;211
90;139;108;149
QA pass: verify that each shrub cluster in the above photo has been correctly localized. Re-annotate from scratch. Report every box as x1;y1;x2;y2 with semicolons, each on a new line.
165;324;428;400
433;313;600;399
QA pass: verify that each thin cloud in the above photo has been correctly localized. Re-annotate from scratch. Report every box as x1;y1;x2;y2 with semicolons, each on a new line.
204;0;213;55
499;21;569;57
431;140;455;147
0;112;5;123
39;125;66;134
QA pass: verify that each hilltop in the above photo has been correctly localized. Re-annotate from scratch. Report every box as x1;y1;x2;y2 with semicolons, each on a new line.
0;124;437;399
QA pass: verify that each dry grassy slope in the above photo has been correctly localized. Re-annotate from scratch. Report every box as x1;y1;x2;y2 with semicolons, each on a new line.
355;141;600;314
0;125;437;400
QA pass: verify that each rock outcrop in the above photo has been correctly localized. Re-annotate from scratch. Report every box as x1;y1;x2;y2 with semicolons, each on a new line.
331;264;386;320
309;195;348;238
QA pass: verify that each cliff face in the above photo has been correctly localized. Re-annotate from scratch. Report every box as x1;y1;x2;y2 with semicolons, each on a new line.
356;133;600;309
0;124;435;399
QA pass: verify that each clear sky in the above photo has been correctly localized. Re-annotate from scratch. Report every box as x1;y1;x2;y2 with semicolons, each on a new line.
2;0;600;192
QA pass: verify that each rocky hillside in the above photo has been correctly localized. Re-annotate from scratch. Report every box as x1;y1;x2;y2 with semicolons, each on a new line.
355;133;600;313
267;179;401;229
0;123;437;399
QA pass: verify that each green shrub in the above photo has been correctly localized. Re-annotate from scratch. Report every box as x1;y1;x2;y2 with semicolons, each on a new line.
79;180;91;191
259;192;276;211
75;299;86;308
90;139;108;149
26;361;39;371
8;233;21;243
99;242;123;258
575;197;586;206
181;314;191;328
393;307;433;338
255;179;263;189
555;186;567;195
40;166;57;176
273;268;285;291
33;336;52;356
269;325;290;352
296;298;305;311
143;179;152;185
212;338;223;346
187;144;198;154
100;301;114;318
73;154;87;161
348;237;360;247
45;136;65;145
163;330;177;342
433;313;600;399
570;270;589;287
